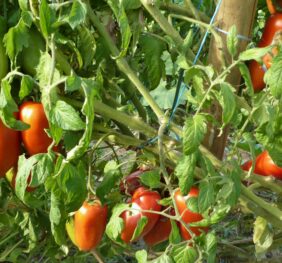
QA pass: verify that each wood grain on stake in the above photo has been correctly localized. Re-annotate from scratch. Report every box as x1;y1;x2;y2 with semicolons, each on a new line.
203;0;258;160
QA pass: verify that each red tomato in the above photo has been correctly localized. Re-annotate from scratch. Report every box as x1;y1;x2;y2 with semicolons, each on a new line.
0;117;20;177
174;188;208;240
120;187;161;243
248;60;266;92
19;102;57;156
256;151;282;179
119;170;143;195
241;160;252;171
74;200;108;251
241;151;282;179
143;208;175;246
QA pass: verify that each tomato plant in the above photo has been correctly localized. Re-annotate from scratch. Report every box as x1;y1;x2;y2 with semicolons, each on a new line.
19;101;57;156
2;0;282;262
74;200;108;251
120;187;161;243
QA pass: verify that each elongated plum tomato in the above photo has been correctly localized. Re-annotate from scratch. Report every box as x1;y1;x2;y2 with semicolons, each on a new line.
248;60;266;92
19;102;57;156
74;200;108;251
143;209;175;246
0;116;20;177
120;187;161;243
174;188;208;240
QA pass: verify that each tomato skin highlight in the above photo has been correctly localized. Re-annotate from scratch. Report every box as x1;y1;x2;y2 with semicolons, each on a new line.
74;201;108;251
143;209;175;246
120;187;161;243
0;117;20;178
19;102;57;156
174;188;208;240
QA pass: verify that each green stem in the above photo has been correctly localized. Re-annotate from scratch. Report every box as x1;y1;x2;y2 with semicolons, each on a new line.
159;2;210;23
84;1;164;120
241;185;282;223
169;14;211;29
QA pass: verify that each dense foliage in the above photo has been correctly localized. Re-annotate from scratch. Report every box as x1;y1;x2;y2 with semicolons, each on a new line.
1;0;282;262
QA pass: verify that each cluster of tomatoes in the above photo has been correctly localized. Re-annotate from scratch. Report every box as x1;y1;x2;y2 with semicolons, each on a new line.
0;101;56;190
249;0;282;91
70;171;208;252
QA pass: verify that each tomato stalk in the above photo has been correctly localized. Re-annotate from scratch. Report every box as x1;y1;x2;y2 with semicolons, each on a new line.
157;116;197;241
84;1;165;120
159;2;210;22
90;250;105;263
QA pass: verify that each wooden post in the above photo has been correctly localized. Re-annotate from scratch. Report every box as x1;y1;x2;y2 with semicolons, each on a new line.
203;0;258;160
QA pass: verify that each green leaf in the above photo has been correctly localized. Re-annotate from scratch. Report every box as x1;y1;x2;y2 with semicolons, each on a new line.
3;19;29;62
131;216;148;241
66;78;98;161
238;63;253;96
51;100;85;131
65;76;82;92
19;75;34;100
122;0;141;10
175;153;197;195
21;11;33;27
136;250;148;263
239;46;272;61
36;52;61;87
264;50;282;98
106;203;129;240
140;170;161;188
0;80;29;130
58;161;87;212
205;232;217;263
96;161;121;202
150;254;174;263
78;26;96;69
107;0;132;57
39;0;55;38
140;35;166;90
227;25;238;57
68;0;87;29
169;220;181;244
19;0;28;11
219;83;236;125
172;245;198;263
253;217;273;255
186;197;199;214
143;80;188;109
183;115;207;155
16;154;45;200
198;180;214;213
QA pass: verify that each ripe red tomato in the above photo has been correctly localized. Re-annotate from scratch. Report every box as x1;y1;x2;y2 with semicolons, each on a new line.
74;200;108;251
143;208;175;246
19;102;57;156
120;187;161;243
248;60;266;92
0;117;20;177
174;188;208;240
119;170;143;195
241;151;282;179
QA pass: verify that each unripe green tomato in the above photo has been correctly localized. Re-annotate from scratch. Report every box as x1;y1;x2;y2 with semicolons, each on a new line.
66;217;77;246
19;30;45;76
0;37;8;80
